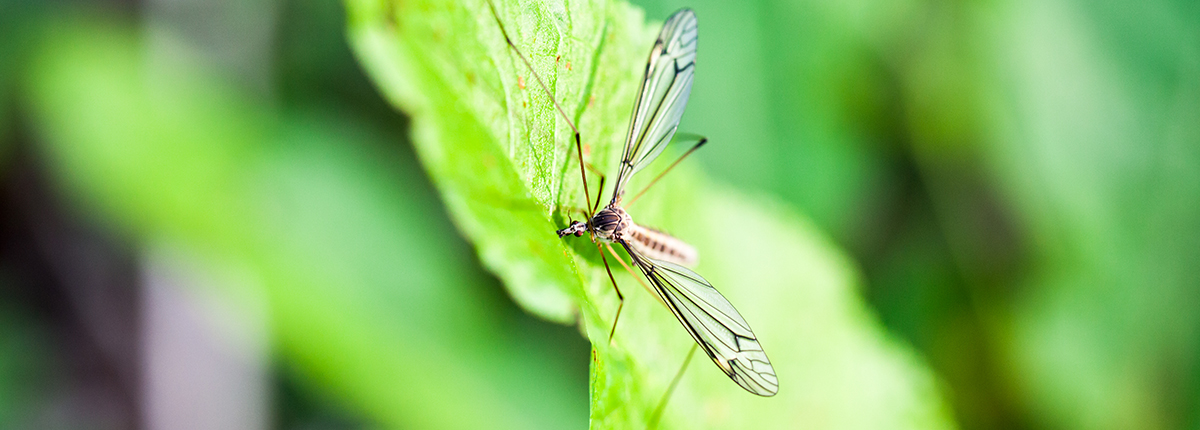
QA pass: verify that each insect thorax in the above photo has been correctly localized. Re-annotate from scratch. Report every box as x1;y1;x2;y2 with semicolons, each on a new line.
590;206;631;242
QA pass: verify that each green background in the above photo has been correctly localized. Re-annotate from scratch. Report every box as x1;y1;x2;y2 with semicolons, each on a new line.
1;0;1197;428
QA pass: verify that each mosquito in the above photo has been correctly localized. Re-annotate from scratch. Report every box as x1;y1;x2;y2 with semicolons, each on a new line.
487;2;778;398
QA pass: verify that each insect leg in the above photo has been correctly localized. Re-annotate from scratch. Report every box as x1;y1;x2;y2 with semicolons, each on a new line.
595;242;623;343
604;243;665;308
626;135;708;208
558;206;590;219
485;0;593;216
583;160;606;180
589;165;606;214
647;344;699;430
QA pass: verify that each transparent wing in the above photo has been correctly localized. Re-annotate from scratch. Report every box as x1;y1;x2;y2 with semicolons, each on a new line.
611;9;698;203
621;241;779;396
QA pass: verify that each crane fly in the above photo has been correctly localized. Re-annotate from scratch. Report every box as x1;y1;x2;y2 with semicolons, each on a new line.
488;2;778;397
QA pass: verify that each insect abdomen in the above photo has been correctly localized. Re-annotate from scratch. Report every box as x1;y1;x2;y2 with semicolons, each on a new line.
627;224;697;266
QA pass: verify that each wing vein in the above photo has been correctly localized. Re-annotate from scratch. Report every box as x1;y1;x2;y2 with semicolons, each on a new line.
620;240;778;396
610;9;700;202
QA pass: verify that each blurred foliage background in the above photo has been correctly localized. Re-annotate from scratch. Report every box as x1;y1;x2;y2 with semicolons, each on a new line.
0;0;1197;428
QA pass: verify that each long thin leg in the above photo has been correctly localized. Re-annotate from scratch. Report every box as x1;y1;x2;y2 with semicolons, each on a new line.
558;206;590;219
604;243;665;308
583;160;607;179
626;136;707;209
647;344;699;430
560;162;604;217
486;0;592;216
560;154;603;226
591;167;606;214
595;242;623;343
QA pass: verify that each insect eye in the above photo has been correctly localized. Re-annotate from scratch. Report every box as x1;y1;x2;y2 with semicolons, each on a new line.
574;230;584;237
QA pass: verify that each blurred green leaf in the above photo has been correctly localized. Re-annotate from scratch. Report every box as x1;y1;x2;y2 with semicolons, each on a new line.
0;300;48;427
0;0;40;147
986;1;1200;429
633;0;914;247
347;0;956;427
898;0;1200;429
23;15;587;430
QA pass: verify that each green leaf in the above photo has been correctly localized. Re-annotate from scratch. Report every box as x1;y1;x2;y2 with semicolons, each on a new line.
959;1;1200;428
0;302;49;427
22;15;588;430
347;0;957;428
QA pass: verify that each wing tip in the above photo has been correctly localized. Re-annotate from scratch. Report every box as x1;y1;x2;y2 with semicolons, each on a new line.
742;375;779;397
667;8;697;24
731;361;779;397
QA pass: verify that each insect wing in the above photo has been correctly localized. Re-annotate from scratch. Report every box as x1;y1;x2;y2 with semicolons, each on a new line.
622;242;779;396
612;9;698;202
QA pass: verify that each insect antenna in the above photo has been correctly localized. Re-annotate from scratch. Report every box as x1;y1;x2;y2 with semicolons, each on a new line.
626;135;707;208
485;0;594;217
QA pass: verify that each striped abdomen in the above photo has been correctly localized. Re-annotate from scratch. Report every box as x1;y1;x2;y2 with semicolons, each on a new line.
626;224;697;266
